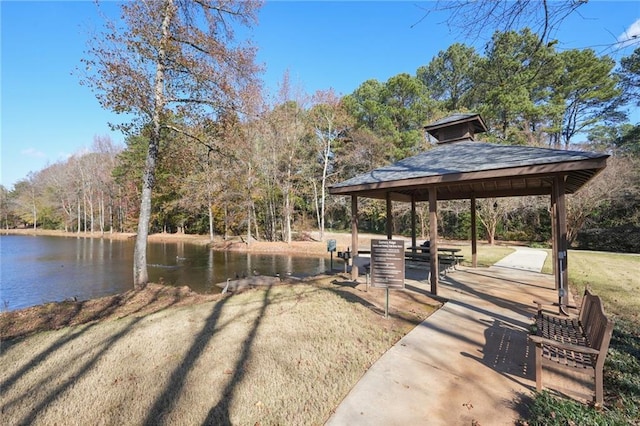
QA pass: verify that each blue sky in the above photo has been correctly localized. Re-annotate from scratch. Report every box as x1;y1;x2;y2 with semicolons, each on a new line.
2;0;639;189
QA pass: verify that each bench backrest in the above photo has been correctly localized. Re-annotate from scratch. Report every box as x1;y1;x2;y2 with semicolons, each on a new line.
583;294;615;368
578;288;596;326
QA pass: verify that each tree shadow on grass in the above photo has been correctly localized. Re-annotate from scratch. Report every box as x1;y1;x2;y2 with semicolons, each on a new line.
0;290;144;399
0;285;212;425
324;280;385;317
200;285;273;425
0;284;205;373
141;294;231;425
0;283;218;342
0;322;99;399
9;315;147;426
0;293;126;342
321;279;443;323
141;285;273;426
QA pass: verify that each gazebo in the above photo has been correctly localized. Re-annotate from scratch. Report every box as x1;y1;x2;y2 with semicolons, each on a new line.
328;113;609;309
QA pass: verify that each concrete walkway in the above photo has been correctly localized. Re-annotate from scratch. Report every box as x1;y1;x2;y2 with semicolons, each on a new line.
494;247;548;273
326;248;569;425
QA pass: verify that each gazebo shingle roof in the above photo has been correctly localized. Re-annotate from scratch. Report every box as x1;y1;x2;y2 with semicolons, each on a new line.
329;113;603;301
424;113;488;132
329;141;608;201
329;113;604;301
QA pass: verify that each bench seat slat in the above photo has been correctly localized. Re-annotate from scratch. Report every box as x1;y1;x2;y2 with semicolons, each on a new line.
529;335;600;356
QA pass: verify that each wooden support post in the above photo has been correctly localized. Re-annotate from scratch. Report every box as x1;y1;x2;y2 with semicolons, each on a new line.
411;195;417;252
535;344;543;391
429;187;438;295
386;192;392;240
351;195;359;281
554;176;569;309
471;196;477;268
551;184;558;289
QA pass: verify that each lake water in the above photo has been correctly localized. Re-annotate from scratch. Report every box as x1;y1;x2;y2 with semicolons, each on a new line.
0;235;329;311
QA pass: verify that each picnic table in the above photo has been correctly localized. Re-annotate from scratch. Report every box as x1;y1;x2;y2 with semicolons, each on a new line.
404;247;462;276
406;246;461;255
406;247;462;267
438;247;462;259
353;246;463;276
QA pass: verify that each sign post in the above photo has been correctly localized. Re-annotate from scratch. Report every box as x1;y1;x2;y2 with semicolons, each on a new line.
370;239;405;318
327;239;337;271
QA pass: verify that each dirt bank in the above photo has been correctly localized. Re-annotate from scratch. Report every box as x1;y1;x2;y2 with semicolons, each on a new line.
1;228;371;252
0;283;221;341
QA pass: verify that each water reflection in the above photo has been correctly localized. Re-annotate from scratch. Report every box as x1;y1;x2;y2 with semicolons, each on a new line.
0;235;328;311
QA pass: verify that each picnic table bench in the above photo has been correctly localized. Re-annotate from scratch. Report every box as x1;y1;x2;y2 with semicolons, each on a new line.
529;289;614;406
403;252;457;279
354;245;464;278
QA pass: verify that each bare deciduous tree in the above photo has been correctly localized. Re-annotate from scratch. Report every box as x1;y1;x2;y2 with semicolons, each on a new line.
567;156;638;244
308;89;352;240
263;72;308;243
426;0;586;48
81;0;261;288
476;197;519;245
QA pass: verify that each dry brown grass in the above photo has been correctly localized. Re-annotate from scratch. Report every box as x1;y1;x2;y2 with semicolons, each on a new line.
0;276;439;425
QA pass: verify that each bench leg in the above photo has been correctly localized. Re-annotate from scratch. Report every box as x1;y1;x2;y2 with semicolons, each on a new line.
535;344;543;392
595;369;604;406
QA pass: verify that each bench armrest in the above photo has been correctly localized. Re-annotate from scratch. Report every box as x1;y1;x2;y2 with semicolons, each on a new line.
529;334;601;355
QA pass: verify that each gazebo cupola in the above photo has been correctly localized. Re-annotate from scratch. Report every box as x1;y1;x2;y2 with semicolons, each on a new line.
424;113;488;144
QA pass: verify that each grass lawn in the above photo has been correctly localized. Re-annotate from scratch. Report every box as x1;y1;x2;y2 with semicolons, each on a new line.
0;277;438;425
540;250;640;320
524;250;640;425
2;245;637;424
458;245;516;267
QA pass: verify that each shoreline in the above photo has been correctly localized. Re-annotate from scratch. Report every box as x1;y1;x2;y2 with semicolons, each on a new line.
0;229;362;318
2;227;528;259
1;228;137;241
0;228;382;255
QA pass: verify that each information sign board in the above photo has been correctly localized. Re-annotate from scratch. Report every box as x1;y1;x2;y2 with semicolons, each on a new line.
370;239;405;288
327;239;337;252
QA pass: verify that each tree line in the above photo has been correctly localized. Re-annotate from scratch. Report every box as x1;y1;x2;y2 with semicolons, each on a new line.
2;28;639;255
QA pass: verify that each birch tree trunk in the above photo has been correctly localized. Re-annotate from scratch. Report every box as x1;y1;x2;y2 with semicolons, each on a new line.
133;0;173;289
77;196;81;233
82;0;260;288
284;161;293;244
208;202;214;242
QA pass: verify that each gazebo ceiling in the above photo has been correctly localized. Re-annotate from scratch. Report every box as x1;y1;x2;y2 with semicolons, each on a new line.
329;141;609;202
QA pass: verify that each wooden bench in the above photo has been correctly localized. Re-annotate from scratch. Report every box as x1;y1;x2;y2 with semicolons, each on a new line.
438;254;457;272
404;252;456;276
529;290;614;406
533;288;589;332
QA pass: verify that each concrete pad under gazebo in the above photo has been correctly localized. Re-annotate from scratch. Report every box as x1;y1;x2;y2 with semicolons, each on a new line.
328;113;609;310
